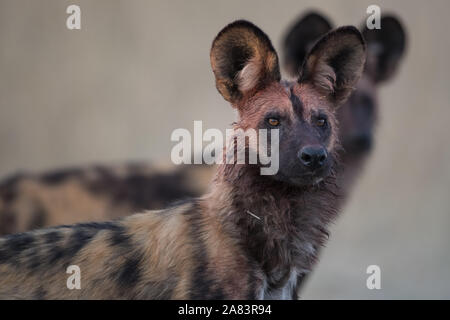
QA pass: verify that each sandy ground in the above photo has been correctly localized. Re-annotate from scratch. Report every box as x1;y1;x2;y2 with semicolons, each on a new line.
1;0;449;298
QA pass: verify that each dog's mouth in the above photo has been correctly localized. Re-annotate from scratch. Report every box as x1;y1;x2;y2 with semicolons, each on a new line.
289;173;326;186
274;167;331;187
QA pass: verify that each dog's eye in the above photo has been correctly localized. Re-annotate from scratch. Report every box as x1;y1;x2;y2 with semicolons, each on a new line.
316;118;326;127
267;118;280;127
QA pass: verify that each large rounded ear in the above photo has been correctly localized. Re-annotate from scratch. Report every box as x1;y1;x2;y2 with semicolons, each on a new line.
361;15;407;83
299;26;366;106
283;11;333;77
210;20;281;105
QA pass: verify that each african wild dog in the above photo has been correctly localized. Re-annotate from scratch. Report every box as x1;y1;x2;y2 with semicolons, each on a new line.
0;20;366;299
283;12;407;198
0;12;406;240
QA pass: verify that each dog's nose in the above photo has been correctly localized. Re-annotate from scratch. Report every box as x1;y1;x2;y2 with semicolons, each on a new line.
299;146;327;169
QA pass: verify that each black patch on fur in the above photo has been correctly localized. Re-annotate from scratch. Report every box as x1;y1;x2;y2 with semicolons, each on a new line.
26;246;42;270
45;230;63;244
65;228;97;258
84;167;199;212
190;263;225;300
116;255;142;289
0;233;35;265
109;225;132;247
245;264;263;300
48;226;99;266
0;244;12;264
50;222;124;260
40;168;83;185
184;204;226;299
48;246;66;265
5;233;35;253
290;88;303;118
119;173;193;210
54;221;121;231
0;249;9;264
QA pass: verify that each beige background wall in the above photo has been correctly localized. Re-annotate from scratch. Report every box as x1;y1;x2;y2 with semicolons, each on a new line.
1;0;449;298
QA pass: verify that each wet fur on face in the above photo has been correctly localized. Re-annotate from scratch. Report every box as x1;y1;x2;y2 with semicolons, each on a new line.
212;20;365;187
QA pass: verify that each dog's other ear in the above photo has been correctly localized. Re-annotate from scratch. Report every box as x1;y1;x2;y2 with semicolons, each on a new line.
362;15;407;83
300;26;366;107
210;20;281;105
283;11;333;77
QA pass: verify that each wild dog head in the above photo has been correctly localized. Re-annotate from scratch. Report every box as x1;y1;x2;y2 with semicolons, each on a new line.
211;20;366;186
283;12;407;156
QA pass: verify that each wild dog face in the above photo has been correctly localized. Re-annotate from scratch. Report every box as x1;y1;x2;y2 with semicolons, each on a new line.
211;21;366;186
283;12;407;156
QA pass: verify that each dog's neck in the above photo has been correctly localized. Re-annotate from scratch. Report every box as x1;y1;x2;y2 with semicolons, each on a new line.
206;163;339;287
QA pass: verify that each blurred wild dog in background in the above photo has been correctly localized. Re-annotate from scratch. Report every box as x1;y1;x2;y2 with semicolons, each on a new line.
281;11;406;291
0;20;366;299
283;12;406;201
0;163;212;236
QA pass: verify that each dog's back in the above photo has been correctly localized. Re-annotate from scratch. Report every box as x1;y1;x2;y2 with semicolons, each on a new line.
0;200;244;299
0;163;213;236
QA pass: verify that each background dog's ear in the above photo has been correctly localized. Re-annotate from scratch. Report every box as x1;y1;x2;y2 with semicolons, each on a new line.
361;15;407;83
210;20;281;105
283;11;333;77
300;26;366;106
